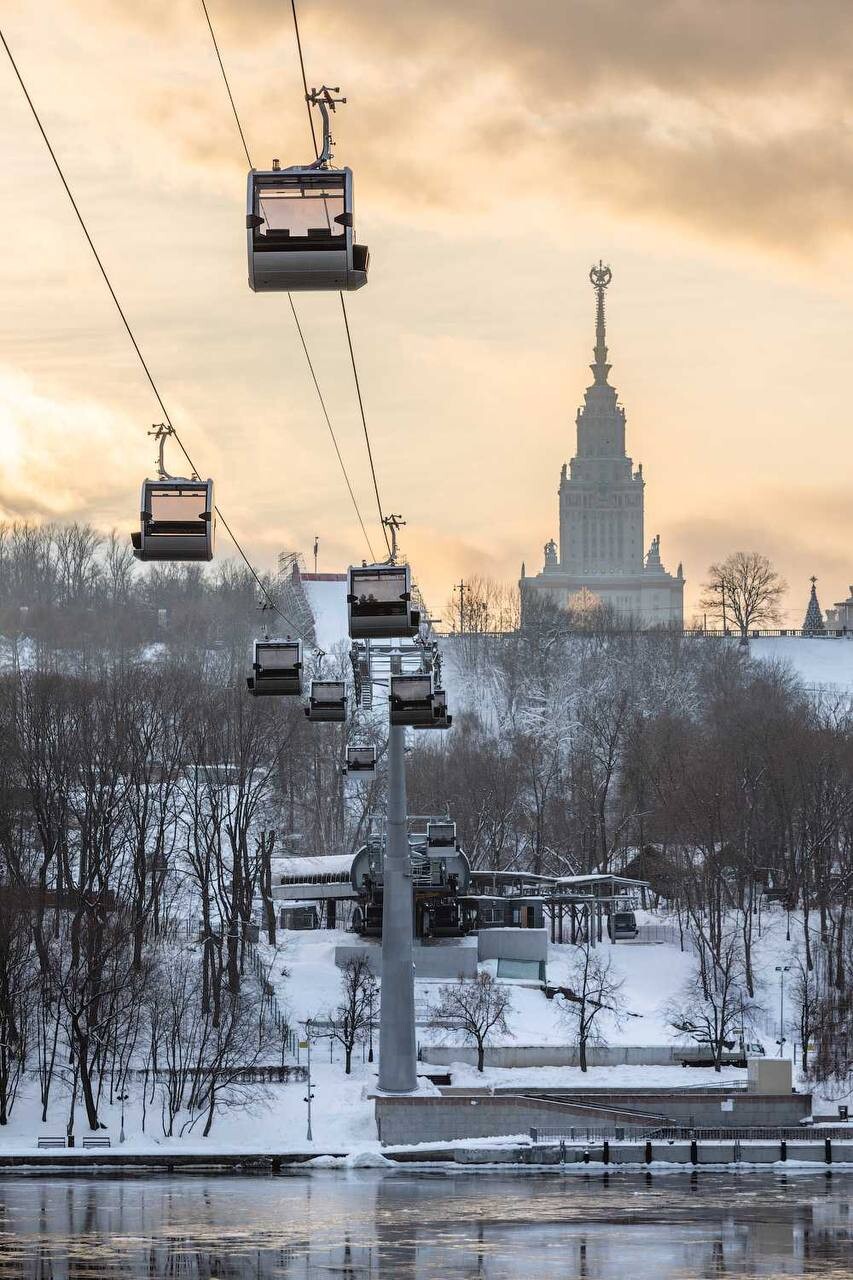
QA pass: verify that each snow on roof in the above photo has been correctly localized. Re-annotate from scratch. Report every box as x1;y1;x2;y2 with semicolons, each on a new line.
557;873;649;886
301;574;350;652
470;869;555;882
275;853;353;879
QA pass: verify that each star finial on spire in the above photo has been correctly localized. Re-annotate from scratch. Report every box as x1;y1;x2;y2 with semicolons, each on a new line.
589;260;612;385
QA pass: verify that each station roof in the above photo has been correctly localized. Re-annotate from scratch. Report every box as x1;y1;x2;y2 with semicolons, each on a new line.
275;853;353;880
556;873;650;888
470;870;650;892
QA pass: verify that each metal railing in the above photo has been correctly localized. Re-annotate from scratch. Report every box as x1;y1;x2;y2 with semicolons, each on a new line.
441;627;851;640
530;1126;644;1143
621;924;692;948
652;1078;747;1092
530;1124;853;1143
646;1125;853;1142
244;940;298;1060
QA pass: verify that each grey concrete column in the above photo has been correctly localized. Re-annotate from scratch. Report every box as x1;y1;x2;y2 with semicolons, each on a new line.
377;723;417;1093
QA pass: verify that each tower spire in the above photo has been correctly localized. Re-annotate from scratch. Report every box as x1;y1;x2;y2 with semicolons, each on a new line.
589;260;612;385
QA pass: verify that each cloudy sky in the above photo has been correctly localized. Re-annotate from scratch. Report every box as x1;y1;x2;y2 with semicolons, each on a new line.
1;0;852;622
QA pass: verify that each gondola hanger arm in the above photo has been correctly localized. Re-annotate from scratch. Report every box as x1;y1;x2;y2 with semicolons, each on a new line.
305;85;346;169
149;423;198;482
382;514;406;565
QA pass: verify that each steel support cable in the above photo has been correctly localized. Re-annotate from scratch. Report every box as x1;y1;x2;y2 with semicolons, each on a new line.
288;0;392;559
338;293;390;557
199;0;377;563
200;0;252;169
290;0;320;156
0;25;307;637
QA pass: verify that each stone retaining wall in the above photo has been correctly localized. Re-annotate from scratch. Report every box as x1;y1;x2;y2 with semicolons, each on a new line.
374;1090;812;1146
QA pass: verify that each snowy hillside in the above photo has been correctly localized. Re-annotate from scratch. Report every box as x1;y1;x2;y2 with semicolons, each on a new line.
296;564;851;699
265;906;800;1058
749;636;852;691
301;575;349;652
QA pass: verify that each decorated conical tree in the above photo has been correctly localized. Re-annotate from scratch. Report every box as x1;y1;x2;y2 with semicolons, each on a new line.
802;577;825;633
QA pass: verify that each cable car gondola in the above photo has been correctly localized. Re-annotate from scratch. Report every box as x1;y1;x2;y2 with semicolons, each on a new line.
305;680;347;722
131;478;215;562
247;88;368;293
247;638;302;697
389;674;436;727
348;564;419;640
389;679;452;730
131;424;215;563
427;819;456;849
345;745;376;777
420;688;452;731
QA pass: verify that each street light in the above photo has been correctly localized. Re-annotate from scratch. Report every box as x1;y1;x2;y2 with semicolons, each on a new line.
301;1019;315;1142
711;581;728;635
117;1091;129;1144
775;965;790;1058
367;988;374;1064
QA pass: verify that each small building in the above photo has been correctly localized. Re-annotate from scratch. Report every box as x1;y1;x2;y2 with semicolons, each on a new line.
826;585;853;632
278;904;319;931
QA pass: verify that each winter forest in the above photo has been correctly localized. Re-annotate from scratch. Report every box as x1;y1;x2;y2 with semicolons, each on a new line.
0;521;851;1139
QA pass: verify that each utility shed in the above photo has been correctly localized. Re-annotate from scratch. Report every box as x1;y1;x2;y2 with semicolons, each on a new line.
749;1058;793;1095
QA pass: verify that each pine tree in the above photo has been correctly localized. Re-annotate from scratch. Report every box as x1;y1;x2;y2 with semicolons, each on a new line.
802;577;825;634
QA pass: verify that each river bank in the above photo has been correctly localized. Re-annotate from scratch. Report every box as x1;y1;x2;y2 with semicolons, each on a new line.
0;1136;852;1174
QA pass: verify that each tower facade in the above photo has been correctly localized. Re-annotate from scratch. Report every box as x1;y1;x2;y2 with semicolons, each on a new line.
523;265;684;627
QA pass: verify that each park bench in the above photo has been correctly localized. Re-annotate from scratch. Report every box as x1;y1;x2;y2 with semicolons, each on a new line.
81;1137;111;1149
36;1137;66;1149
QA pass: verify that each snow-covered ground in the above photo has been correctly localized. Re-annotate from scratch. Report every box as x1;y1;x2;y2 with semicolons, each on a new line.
438;1062;749;1091
301;576;349;653
2;905;844;1159
749;636;853;691
260;920;742;1051
0;1061;383;1157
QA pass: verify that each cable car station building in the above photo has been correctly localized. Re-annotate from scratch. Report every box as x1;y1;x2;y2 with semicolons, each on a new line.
521;264;684;627
271;826;649;950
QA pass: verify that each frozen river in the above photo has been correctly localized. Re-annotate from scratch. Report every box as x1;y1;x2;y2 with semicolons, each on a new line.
0;1169;851;1277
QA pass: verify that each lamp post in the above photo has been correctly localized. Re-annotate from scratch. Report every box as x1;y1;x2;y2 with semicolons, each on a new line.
367;987;374;1064
775;965;790;1058
302;1020;315;1141
712;581;728;634
117;1091;129;1144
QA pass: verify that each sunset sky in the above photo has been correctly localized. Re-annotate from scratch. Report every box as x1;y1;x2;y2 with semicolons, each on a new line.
1;0;852;623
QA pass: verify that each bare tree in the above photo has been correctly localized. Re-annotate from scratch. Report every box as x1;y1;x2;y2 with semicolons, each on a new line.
326;956;378;1074
0;884;38;1123
430;972;511;1072
559;941;625;1071
667;936;756;1072
791;957;817;1076
701;551;787;637
103;530;136;606
445;576;521;637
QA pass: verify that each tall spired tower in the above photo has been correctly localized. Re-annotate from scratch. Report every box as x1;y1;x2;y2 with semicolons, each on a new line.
522;264;685;626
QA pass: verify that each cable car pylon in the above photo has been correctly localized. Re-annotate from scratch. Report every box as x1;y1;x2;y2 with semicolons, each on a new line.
344;532;453;1094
